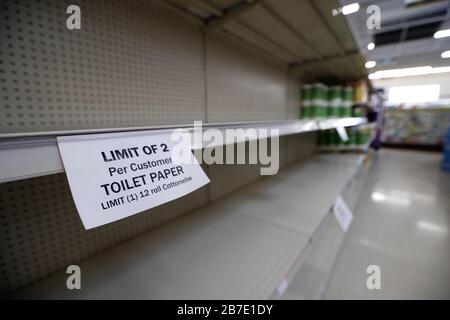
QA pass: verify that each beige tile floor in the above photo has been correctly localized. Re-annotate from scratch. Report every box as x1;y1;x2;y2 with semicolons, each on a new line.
324;149;450;299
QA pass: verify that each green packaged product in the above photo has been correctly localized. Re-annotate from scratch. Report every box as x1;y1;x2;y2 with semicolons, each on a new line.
326;88;333;117
319;130;331;146
318;131;325;146
310;83;320;118
332;130;341;146
337;89;345;117
340;87;353;117
301;84;312;118
356;130;365;145
344;128;352;145
329;85;342;118
350;128;358;146
354;106;364;117
308;84;319;118
312;83;328;118
324;130;331;146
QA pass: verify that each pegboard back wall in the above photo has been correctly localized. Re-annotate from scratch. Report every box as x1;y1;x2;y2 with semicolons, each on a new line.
0;171;209;295
0;0;206;133
206;31;288;122
287;73;302;120
0;0;296;134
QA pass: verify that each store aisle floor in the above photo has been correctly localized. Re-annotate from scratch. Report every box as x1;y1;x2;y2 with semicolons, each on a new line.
324;149;450;299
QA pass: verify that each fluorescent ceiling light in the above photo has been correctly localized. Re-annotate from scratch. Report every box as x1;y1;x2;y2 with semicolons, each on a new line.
388;84;440;104
369;66;431;79
342;3;360;15
371;190;411;206
371;192;386;202
365;61;376;68
369;65;450;79
442;50;450;59
367;43;375;51
417;220;448;235
434;29;450;39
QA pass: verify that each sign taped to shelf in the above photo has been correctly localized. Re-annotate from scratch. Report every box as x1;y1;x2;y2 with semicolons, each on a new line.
333;196;353;233
336;126;349;142
57;131;210;229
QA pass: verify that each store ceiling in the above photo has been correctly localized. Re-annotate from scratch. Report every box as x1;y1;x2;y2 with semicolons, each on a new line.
342;0;450;71
165;0;368;82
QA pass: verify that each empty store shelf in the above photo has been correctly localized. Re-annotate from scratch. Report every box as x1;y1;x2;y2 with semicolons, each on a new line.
16;153;365;299
0;118;366;184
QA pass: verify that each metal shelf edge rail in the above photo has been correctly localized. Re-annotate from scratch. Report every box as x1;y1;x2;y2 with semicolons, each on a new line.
0;117;366;183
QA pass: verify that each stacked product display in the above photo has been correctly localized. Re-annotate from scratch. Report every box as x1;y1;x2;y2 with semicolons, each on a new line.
300;83;355;119
382;108;450;147
302;81;372;152
318;125;374;152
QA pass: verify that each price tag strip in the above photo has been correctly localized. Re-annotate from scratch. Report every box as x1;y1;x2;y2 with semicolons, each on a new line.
333;195;354;233
57;130;210;229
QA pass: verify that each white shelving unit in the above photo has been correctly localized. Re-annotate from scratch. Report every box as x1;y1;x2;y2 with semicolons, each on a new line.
0;0;373;299
16;153;366;299
280;154;370;299
0;117;366;184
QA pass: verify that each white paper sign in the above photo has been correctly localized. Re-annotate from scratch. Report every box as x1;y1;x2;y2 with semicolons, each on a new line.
333;196;353;233
57;130;210;230
336;126;349;142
